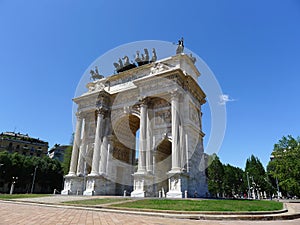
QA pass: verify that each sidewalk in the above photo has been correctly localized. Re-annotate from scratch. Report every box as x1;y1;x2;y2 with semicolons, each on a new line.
3;195;300;221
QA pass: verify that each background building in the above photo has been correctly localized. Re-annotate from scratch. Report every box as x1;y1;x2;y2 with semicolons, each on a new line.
48;144;70;162
0;132;48;157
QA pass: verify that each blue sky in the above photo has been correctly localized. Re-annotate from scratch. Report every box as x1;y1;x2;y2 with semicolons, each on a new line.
0;0;299;169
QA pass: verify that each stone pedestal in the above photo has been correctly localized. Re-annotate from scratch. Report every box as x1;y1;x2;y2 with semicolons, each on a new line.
61;176;84;195
131;173;154;197
83;175;113;196
166;172;188;198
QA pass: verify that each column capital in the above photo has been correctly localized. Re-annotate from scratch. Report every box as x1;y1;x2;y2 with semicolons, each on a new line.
169;89;181;100
96;106;108;116
75;112;83;119
138;96;150;107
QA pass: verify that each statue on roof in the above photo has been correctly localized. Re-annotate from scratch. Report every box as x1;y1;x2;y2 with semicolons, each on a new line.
176;37;184;54
90;66;104;81
122;55;130;66
189;53;197;64
151;48;157;62
135;51;141;64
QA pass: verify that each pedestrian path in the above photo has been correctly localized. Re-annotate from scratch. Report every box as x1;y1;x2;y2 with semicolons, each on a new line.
3;195;300;221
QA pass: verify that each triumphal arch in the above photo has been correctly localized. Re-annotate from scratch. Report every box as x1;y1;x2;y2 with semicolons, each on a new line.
62;43;208;198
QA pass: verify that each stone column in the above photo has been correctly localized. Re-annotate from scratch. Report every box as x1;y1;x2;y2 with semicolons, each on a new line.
68;112;83;176
106;139;113;176
89;109;104;176
146;107;153;173
137;98;147;173
77;118;86;176
180;124;186;171
171;91;181;172
99;136;108;174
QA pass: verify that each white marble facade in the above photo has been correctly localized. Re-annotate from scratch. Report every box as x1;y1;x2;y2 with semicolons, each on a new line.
62;53;208;198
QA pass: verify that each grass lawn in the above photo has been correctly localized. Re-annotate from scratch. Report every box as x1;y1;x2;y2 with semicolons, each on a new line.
0;194;51;200
63;198;131;205
110;199;283;212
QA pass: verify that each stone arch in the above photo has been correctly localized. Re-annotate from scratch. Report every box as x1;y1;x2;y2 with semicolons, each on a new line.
112;113;140;153
154;137;172;196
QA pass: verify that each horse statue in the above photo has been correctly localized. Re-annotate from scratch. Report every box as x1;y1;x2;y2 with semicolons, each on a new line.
113;58;124;72
122;55;130;66
151;48;157;62
135;51;141;64
113;56;136;73
90;66;104;81
143;48;149;62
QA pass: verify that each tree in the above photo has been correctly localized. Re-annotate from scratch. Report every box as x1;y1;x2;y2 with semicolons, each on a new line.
62;133;74;175
267;135;300;197
0;150;63;193
62;146;72;175
208;154;224;197
245;155;268;198
223;164;245;198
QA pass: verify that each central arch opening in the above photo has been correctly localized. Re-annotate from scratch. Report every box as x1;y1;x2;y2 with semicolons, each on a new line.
155;138;172;196
112;114;140;194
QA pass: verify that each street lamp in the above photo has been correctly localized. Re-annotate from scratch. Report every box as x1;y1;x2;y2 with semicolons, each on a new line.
276;177;280;200
246;172;251;199
10;176;18;194
83;161;87;193
31;166;38;194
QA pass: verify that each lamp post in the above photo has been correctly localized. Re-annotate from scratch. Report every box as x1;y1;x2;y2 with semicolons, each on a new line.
246;172;251;199
31;166;38;194
83;161;87;193
276;177;280;200
10;176;18;194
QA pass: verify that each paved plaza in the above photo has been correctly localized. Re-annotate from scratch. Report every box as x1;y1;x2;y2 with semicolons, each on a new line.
0;196;300;225
0;201;300;225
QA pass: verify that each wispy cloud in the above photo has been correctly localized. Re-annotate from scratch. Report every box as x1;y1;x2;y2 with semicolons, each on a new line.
219;94;236;105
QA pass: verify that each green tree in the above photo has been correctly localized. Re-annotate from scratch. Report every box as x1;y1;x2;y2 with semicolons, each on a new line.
245;155;268;198
208;154;224;197
0;151;63;193
223;164;245;198
62;133;74;175
267;135;300;197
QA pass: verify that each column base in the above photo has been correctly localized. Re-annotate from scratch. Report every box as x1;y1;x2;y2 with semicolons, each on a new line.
166;190;182;198
131;172;154;197
61;189;71;195
83;190;95;196
83;175;114;195
88;172;100;177
61;176;84;195
65;172;77;177
130;190;145;197
166;172;189;199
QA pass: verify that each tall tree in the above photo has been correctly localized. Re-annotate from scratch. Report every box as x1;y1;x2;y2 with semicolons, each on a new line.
208;154;224;197
267;135;300;197
223;164;245;198
245;155;268;198
62;133;74;175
